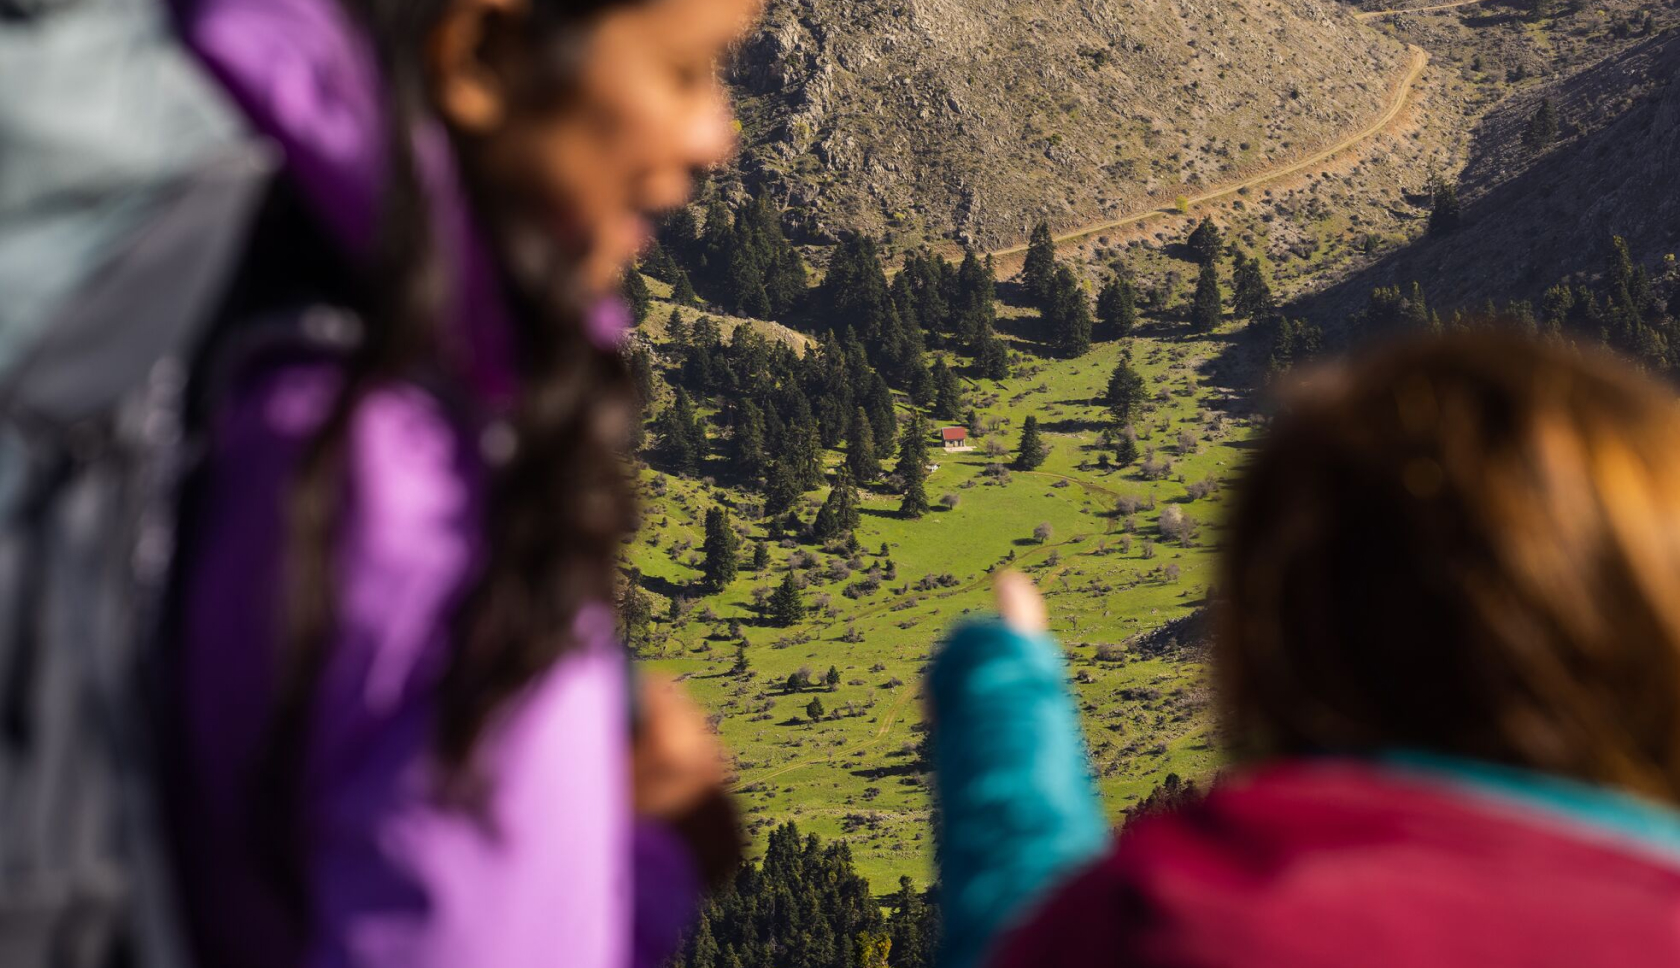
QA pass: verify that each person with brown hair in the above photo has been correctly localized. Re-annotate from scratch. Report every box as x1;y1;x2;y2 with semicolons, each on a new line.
932;330;1680;968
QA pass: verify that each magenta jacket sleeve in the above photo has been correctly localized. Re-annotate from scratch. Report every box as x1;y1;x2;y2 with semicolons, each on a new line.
176;369;701;968
304;385;701;968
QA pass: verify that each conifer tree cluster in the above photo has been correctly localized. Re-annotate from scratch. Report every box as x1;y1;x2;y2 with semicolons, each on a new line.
1021;220;1094;357
813;467;862;542
894;248;1009;382
638;239;700;308
1260;314;1324;378
1096;268;1139;337
1351;235;1680;374
666;823;937;968
1354;281;1436;334
653;388;707;475
1045;264;1094;356
664;193;808;319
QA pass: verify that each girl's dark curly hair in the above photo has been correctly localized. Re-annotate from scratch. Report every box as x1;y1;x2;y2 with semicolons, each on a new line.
266;1;646;906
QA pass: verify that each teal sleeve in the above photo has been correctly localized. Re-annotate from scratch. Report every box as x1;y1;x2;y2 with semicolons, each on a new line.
929;617;1108;968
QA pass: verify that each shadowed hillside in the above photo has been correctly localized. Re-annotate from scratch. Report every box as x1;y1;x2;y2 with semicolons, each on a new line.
1296;24;1680;327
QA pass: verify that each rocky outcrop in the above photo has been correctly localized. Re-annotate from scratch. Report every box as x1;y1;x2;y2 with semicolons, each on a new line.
726;0;1409;249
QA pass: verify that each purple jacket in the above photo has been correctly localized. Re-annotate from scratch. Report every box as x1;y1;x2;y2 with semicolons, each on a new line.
169;2;696;966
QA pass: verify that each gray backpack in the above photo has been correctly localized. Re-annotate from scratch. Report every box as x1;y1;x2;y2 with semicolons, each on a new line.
0;0;271;964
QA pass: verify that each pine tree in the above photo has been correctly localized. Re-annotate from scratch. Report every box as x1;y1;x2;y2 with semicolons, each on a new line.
764;460;800;518
640;238;679;283
689;915;721;968
662;205;701;262
654;388;705;475
806;696;826;721
666;308;690;349
1105;350;1146;424
953;249;998;346
865;373;899;461
628;346;656;408
974;326;1010;380
1231;255;1275;319
624;269;653;326
697;195;734;292
769;571;805;627
1015;415;1046;470
732;644;750;676
897;414;931;519
701;505;740;592
1097;274;1138;336
847;407;881;482
671;268;699;307
813;467;862;540
1115;428;1140;467
751;540;770;571
1046;263;1093;357
908;357;935;408
825;665;841;689
930;358;964;421
732;401;769;484
750;194;808;316
1429;178;1462;236
1264;315;1325;375
1190;261;1223;333
617;571;654;653
1186;217;1222;265
1523;97;1560;152
1022;220;1058;305
787;408;825;491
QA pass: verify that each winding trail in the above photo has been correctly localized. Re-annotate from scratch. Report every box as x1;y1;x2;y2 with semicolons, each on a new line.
1355;0;1494;20
730;469;1125;792
987;45;1430;260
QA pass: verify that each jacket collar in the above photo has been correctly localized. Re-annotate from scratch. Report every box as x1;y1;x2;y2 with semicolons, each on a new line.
1382;749;1680;867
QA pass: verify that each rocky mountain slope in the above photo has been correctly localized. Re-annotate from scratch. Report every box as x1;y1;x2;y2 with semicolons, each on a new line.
726;0;1410;250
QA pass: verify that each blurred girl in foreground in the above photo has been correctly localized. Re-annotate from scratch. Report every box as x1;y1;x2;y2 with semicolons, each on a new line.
168;0;759;965
933;331;1680;968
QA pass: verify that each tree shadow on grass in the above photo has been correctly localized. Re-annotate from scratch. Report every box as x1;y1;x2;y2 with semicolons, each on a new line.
850;762;924;781
639;573;692;601
1035;416;1107;434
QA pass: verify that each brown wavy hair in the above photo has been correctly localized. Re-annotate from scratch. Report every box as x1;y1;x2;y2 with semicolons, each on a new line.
1219;330;1680;802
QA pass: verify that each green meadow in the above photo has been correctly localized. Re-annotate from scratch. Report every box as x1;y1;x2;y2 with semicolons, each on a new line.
630;293;1250;889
